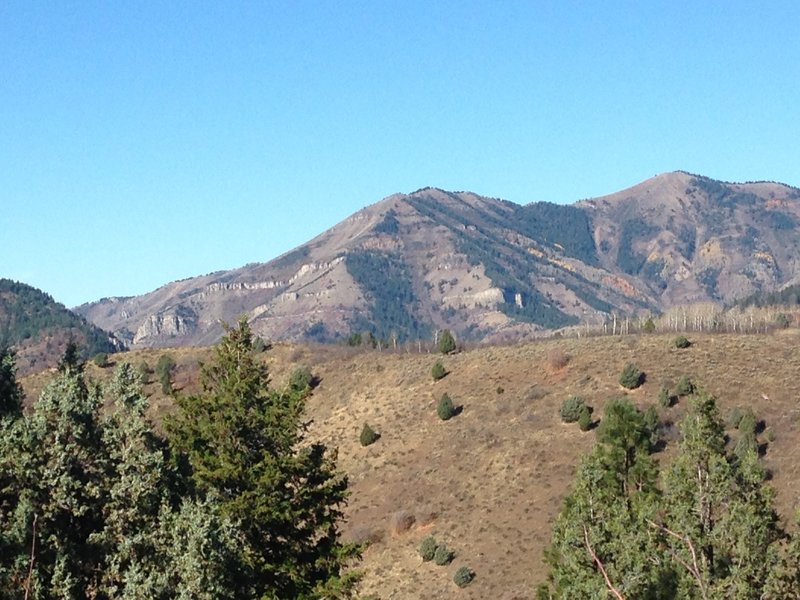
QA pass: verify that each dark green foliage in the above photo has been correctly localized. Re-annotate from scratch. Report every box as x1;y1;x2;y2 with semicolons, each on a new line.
735;282;800;309
289;366;315;393
419;535;437;561
252;336;269;352
737;408;757;435
156;353;175;395
617;219;656;275
675;375;694;396
0;278;120;357
560;396;586;423
674;335;691;348
547;389;794;598
514;202;597;265
433;544;455;565
137;360;151;384
775;312;791;328
658;386;672;408
642;317;656;333
437;329;456;354
431;361;447;381
93;352;109;368
0;348;22;418
373;209;400;235
619;362;644;389
303;320;330;343
437;393;456;421
165;319;360;598
577;405;592;431
345;249;431;342
453;566;475;587
360;423;379;447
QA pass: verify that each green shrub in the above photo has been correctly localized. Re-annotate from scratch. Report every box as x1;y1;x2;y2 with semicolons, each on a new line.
766;428;776;442
619;363;644;389
136;360;151;384
438;329;456;354
289;366;314;393
437;393;456;421
560;396;586;423
737;409;757;435
92;352;109;368
658;386;672;408
674;335;691;349
252;336;269;352
496;386;504;395
431;361;447;381
675;375;694;397
453;566;475;587
728;406;745;429
156;354;175;395
360;423;379;447
419;535;437;561
433;544;455;566
577;405;592;431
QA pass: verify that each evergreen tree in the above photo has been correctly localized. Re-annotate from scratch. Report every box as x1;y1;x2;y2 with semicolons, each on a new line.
166;318;360;599
658;391;782;598
0;347;23;418
545;398;668;598
11;364;108;597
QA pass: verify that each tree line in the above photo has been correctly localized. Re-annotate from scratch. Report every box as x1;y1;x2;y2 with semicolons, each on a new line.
0;319;360;599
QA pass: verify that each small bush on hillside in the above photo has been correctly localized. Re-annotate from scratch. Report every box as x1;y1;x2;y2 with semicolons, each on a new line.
389;511;415;535
496;386;504;395
93;352;109;368
728;406;745;429
438;329;456;354
136;360;151;384
560;396;586;423
289;366;315;393
252;336;269;352
431;361;447;381
419;535;438;561
437;393;456;421
658;386;672;408
433;544;455;566
546;348;570;371
675;375;694;397
453;566;475;587
737;409;757;435
619;363;644;389
360;423;379;447
642;317;656;333
674;335;691;349
578;405;593;431
156;354;175;395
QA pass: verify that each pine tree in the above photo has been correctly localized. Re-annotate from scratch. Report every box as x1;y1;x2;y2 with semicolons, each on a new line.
12;362;109;597
166;318;360;598
0;347;23;418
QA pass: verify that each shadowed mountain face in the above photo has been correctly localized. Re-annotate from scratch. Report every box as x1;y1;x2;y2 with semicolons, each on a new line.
0;279;124;374
76;172;800;348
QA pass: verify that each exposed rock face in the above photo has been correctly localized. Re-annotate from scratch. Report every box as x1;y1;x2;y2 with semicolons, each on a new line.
76;172;800;348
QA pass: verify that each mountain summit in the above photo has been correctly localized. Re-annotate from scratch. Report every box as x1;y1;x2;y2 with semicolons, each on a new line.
77;172;800;347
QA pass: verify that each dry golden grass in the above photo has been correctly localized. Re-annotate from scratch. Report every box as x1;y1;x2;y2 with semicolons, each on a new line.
19;332;800;599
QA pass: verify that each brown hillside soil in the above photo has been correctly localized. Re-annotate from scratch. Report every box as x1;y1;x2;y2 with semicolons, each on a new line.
20;332;800;599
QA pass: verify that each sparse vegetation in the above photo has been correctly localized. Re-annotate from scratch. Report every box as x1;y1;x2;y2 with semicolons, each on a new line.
289;366;315;393
546;348;570;371
618;362;644;389
577;405;592;431
93;352;109;368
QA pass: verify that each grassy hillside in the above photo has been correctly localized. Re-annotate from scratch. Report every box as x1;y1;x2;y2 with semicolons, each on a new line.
20;331;800;598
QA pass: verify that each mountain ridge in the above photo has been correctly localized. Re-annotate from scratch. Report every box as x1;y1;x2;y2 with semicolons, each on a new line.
76;171;800;348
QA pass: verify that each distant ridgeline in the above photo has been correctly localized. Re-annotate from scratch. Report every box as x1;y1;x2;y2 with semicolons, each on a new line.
0;279;122;357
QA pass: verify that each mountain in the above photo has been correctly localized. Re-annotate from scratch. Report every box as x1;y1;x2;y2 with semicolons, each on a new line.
76;171;800;348
0;279;124;373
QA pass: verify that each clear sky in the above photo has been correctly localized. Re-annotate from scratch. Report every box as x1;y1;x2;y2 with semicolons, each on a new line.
2;1;799;307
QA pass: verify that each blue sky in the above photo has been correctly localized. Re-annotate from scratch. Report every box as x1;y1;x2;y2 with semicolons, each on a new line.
2;1;799;307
